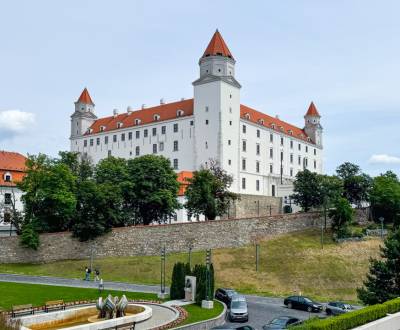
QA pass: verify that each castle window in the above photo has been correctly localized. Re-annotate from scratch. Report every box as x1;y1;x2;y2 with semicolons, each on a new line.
136;131;140;139
242;140;247;152
257;129;260;138
153;114;160;121
290;168;293;177
113;135;117;142
270;164;273;173
290;154;293;164
135;119;141;125
173;159;179;170
256;161;260;173
306;146;308;153
244;113;250;120
174;123;178;132
96;138;100;146
288;129;293;135
153;144;157;154
205;119;209;125
242;158;246;171
298;155;301;165
271;123;276;129
205;141;208;149
229;107;232;113
228;140;231;145
228;159;231;165
190;121;194;126
128;132;132;140
256;180;260;191
84;140;87;147
105;136;108;144
281;151;284;161
298;143;301;151
162;126;166;134
242;125;246;133
270;133;273;143
258;119;264;125
314;148;317;155
290;140;293;149
173;140;179;151
230;94;232;99
256;144;260;155
135;146;140;156
314;160;317;169
121;133;125;142
3;213;10;223
144;129;148;137
242;177;246;189
4;172;12;182
205;106;209;112
307;137;311;142
218;69;221;72
100;126;105;132
280;137;284;146
117;122;123;128
108;150;111;157
229;121;232;126
152;127;157;136
159;142;164;151
269;148;273;159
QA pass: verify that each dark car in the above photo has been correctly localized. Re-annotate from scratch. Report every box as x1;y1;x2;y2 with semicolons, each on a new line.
212;326;255;330
215;288;238;305
283;296;323;312
262;316;302;329
325;301;353;316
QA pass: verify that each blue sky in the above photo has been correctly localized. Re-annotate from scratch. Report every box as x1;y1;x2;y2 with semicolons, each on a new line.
1;1;399;176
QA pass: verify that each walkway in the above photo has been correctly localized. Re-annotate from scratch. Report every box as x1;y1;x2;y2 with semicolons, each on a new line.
0;273;169;294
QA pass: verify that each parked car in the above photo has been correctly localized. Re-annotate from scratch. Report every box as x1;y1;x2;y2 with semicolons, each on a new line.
229;295;249;322
325;302;353;316
212;326;255;330
215;288;238;305
283;296;323;312
262;316;302;329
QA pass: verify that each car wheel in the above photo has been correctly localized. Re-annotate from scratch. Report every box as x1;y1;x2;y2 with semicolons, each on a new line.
287;302;293;309
307;306;313;312
326;309;332;315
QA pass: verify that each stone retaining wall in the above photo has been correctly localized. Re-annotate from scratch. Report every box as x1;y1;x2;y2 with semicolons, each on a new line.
1;212;328;264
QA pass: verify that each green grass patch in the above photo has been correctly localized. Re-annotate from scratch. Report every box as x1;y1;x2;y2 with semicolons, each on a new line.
0;282;157;310
180;300;224;326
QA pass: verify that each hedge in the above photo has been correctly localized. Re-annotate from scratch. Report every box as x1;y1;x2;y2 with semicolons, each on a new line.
291;297;400;330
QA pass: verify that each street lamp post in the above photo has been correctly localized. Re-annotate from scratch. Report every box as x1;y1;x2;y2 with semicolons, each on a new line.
201;249;213;309
255;244;260;272
379;217;384;239
158;246;166;299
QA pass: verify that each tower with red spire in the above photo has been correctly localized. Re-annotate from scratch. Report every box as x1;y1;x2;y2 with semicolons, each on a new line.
70;88;98;139
304;102;323;147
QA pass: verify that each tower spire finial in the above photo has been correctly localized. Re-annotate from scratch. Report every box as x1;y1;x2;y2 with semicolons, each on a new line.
77;87;94;105
202;30;234;59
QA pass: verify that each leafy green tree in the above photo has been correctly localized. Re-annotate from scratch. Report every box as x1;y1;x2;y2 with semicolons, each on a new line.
18;154;77;233
358;229;400;304
336;162;372;207
170;262;190;300
20;222;40;250
126;155;180;225
370;171;400;227
291;170;322;212
185;160;238;220
329;197;353;238
192;264;215;305
319;174;343;228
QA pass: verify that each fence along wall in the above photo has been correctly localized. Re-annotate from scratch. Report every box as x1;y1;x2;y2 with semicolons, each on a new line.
0;212;328;264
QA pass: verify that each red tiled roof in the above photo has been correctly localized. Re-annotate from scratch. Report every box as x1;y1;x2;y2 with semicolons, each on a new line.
177;171;193;196
0;151;27;186
240;104;313;143
77;88;94;105
305;102;320;117
87;99;194;135
202;30;234;59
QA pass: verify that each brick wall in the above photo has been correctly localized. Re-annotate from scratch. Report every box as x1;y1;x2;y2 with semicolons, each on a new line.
0;212;329;264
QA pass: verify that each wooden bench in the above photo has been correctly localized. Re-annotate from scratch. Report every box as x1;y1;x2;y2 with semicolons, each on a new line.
104;321;136;330
11;304;34;317
45;300;66;313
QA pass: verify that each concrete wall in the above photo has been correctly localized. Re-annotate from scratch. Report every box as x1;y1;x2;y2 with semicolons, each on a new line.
0;212;325;264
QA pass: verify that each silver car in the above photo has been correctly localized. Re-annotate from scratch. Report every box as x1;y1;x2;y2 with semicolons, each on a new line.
325;301;353;316
229;295;249;322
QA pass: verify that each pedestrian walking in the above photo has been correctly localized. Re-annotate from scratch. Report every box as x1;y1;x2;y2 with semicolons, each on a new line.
94;268;100;282
87;267;92;281
84;267;90;281
99;278;104;292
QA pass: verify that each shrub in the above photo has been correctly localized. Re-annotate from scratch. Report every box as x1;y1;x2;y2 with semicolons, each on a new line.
19;222;39;250
170;262;190;300
291;298;400;330
192;264;214;305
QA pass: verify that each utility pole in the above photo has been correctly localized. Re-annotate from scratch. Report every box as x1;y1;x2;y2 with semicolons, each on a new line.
206;249;211;300
158;246;166;298
255;244;260;271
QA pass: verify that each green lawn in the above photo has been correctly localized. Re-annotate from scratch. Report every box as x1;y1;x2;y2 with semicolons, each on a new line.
0;282;157;310
0;229;382;302
180;301;224;326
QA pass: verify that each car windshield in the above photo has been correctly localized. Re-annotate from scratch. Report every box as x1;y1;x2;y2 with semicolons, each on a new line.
343;304;352;309
304;298;313;303
226;290;237;297
231;301;246;309
271;318;287;325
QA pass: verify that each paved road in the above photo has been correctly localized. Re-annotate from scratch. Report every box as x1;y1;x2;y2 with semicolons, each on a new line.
0;273;168;294
224;295;326;330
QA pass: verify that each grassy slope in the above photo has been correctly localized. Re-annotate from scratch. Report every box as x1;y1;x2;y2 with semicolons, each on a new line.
180;301;224;326
0;229;381;302
0;282;157;310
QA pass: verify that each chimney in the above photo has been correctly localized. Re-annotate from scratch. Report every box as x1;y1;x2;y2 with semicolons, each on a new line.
141;104;146;109
127;106;133;114
113;109;119;117
181;97;185;101
160;98;165;105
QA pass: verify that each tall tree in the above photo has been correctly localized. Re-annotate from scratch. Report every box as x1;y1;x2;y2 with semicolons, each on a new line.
328;197;353;237
336;162;372;207
126;155;180;225
185;160;238;220
370;171;400;227
291;170;322;212
358;229;400;304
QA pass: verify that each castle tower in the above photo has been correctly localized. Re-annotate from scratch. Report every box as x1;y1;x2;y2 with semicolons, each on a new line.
193;30;241;192
70;88;97;139
304;102;323;147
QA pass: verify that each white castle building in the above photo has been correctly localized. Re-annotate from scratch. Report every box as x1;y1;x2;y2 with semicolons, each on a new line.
70;30;323;219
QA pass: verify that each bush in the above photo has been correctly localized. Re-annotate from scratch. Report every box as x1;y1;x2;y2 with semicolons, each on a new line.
19;222;39;250
291;298;400;330
170;262;190;300
192;264;215;305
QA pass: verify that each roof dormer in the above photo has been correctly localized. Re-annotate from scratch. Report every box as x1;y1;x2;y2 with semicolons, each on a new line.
153;114;161;121
117;122;123;128
134;118;141;125
100;126;106;132
258;119;264;125
176;110;184;117
244;113;250;120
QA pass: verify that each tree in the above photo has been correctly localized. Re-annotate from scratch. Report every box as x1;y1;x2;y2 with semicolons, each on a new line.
192;263;215;305
20;221;40;250
170;262;190;300
185;160;238;220
336;162;372;207
291;170;322;212
358;229;400;304
319;175;343;228
328;197;353;238
126;155;180;225
370;171;400;227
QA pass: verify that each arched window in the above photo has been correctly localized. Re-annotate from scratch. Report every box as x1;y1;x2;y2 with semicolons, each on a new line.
258;119;264;125
134;118;141;125
100;126;106;132
4;172;12;182
244;113;250;120
153;114;160;121
117;122;123;128
176;110;184;117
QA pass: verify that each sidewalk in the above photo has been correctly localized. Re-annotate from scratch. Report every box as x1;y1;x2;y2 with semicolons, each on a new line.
0;273;169;294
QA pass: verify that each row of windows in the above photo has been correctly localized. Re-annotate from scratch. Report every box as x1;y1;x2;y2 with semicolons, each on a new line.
241;178;276;195
240;158;317;173
241;140;316;155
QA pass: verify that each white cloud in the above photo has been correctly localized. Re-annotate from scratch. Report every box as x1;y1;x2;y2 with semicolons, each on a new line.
369;154;400;165
0;109;35;140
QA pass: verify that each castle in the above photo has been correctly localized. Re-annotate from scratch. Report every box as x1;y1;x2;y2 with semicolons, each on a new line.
70;30;323;220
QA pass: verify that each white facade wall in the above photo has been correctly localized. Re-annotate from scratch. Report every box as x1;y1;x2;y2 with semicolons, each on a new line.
0;186;23;225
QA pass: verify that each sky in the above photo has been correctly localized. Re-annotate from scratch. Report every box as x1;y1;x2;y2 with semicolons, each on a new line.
0;0;399;176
